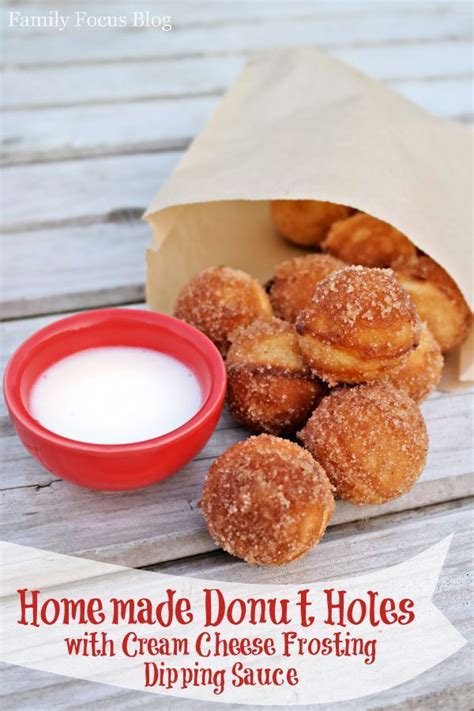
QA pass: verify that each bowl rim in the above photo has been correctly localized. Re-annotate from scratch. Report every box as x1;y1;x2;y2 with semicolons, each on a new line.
3;308;227;453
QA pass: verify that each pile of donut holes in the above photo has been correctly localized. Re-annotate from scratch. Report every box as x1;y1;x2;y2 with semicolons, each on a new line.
174;200;471;566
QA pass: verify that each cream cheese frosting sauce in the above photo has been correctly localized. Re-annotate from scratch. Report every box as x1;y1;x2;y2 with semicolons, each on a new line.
29;346;203;444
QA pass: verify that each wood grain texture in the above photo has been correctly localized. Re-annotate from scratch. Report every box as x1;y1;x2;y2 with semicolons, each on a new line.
2;1;462;15
2;4;471;68
1;96;217;165
3;1;464;27
1;299;472;568
3;75;472;168
0;222;150;319
0;498;471;709
2;151;180;233
0;309;143;378
1;1;472;706
3;42;472;110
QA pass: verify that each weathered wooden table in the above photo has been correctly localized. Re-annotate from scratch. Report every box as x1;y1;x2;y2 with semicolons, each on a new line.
1;2;472;708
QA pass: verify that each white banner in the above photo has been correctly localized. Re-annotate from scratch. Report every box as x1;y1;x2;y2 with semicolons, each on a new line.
0;537;465;705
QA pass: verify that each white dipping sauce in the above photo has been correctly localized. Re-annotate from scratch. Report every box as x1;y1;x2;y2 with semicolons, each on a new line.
29;347;203;444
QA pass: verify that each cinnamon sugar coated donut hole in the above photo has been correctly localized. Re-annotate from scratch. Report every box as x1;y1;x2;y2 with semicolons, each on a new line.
200;435;335;565
174;266;272;357
268;254;346;323
322;213;416;268
393;255;471;353
299;384;428;505
387;322;443;403
226;318;324;435
271;200;354;247
295;266;420;385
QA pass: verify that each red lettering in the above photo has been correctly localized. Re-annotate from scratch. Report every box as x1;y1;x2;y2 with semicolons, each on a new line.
399;598;415;624
17;589;105;627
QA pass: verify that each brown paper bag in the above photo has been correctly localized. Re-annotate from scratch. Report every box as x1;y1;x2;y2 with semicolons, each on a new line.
144;47;473;388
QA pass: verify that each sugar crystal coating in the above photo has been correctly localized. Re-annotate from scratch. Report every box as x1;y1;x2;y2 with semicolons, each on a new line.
299;384;428;505
393;255;471;353
322;213;416;268
268;253;346;322
174;266;272;356
200;434;335;565
296;265;420;385
226;318;324;435
386;322;443;402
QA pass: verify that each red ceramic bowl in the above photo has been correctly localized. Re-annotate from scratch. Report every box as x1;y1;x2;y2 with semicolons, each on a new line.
3;309;226;491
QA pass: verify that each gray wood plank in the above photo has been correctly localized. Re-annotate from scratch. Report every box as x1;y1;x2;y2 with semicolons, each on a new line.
2;1;458;27
1;56;240;110
2;0;320;26
2;75;472;168
2;5;470;69
396;75;474;121
2;42;471;110
0;431;470;568
0;498;471;709
1;303;472;571
1;96;217;166
0;2;471;707
0;310;143;377
1;151;181;233
0;221;150;319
